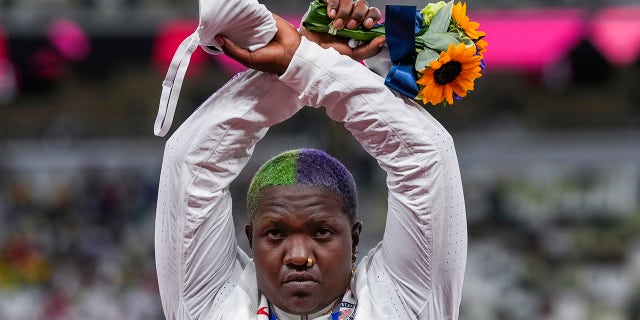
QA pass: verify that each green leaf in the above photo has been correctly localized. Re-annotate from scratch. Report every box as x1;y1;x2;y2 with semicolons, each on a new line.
416;26;429;38
302;0;332;33
417;32;460;51
458;35;475;46
337;26;386;41
415;49;440;71
447;26;476;45
302;0;385;41
426;0;453;34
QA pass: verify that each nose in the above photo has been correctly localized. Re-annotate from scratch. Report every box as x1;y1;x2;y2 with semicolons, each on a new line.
282;235;311;269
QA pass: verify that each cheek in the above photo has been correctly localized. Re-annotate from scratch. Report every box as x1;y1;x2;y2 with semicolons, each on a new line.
253;243;282;273
320;239;353;271
253;246;284;292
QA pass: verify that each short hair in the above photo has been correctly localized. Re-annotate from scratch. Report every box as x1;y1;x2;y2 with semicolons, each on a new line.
247;148;357;223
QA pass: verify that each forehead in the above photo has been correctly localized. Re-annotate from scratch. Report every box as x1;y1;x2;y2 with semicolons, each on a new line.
254;185;348;224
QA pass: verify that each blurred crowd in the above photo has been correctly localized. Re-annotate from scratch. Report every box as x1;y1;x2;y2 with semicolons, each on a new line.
1;131;639;319
0;167;163;319
459;153;640;319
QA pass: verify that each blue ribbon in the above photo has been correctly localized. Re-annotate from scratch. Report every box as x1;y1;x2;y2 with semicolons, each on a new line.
384;5;420;99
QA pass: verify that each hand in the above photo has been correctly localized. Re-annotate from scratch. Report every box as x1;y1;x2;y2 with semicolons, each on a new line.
216;15;301;75
326;0;382;30
299;27;385;61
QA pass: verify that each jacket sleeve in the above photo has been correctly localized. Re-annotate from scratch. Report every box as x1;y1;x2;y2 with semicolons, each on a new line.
154;70;302;320
197;0;276;53
278;37;468;319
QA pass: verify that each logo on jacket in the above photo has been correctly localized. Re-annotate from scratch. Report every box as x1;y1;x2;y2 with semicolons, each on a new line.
257;306;269;317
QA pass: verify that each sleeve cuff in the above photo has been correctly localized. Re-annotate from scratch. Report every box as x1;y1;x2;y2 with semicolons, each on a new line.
278;37;328;98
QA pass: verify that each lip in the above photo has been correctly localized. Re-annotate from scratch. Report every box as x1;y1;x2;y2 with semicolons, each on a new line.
283;272;318;283
282;280;317;291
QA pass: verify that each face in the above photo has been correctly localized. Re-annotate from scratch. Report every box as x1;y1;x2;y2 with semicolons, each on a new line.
245;185;361;315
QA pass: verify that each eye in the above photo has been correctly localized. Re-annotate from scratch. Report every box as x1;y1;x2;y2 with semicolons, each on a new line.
313;228;334;239
265;229;285;240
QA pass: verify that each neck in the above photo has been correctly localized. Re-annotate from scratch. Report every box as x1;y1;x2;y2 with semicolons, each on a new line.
271;299;339;320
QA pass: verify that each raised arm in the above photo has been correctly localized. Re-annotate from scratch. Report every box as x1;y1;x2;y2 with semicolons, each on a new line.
222;28;467;317
277;37;467;318
154;70;302;319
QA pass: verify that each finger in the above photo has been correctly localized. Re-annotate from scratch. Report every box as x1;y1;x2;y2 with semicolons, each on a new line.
332;0;354;30
346;0;369;30
320;36;384;61
362;7;382;29
216;35;253;65
350;35;386;61
325;0;339;19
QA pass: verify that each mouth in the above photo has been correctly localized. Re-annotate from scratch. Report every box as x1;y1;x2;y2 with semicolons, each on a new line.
283;272;318;283
282;272;318;291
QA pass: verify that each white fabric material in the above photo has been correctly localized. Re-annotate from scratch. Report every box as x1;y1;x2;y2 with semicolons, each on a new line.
197;0;276;54
363;46;392;78
153;0;277;137
155;37;467;320
154;32;200;137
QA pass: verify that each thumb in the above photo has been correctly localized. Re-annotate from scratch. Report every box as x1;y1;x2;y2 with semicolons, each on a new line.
351;36;386;61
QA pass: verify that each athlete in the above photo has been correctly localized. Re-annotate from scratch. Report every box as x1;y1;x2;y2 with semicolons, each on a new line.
154;3;467;320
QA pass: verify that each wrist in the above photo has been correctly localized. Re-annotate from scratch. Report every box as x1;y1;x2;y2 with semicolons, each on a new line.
279;37;327;99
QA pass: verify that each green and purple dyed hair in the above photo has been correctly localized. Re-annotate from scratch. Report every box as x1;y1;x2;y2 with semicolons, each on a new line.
247;148;357;223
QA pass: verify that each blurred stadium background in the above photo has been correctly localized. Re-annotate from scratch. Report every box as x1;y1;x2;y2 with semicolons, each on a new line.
1;0;640;319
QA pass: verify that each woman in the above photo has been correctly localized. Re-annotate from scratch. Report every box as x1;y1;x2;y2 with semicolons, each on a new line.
155;10;467;320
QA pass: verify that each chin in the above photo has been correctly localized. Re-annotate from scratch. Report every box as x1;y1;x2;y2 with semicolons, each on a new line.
281;297;319;314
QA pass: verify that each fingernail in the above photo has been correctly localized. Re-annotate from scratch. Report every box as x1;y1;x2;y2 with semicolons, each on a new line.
347;19;357;29
330;9;336;18
365;17;373;27
334;18;343;30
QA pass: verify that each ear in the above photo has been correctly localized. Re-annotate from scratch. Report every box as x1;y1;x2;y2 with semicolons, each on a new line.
245;224;253;249
351;221;362;253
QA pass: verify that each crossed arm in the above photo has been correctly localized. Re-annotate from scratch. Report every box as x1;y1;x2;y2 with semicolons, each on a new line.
216;19;465;317
216;14;386;75
156;4;466;319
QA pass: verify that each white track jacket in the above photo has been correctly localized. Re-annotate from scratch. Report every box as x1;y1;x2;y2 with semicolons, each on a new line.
155;37;467;320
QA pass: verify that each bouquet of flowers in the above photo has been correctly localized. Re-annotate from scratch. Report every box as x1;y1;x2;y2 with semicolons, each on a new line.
303;0;487;106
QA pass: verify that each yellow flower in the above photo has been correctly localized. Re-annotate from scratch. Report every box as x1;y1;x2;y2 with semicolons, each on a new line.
416;43;482;105
452;2;485;40
475;38;488;57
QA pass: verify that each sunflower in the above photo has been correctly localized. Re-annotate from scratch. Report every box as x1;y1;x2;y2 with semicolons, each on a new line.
475;38;488;57
451;2;485;40
416;43;483;105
